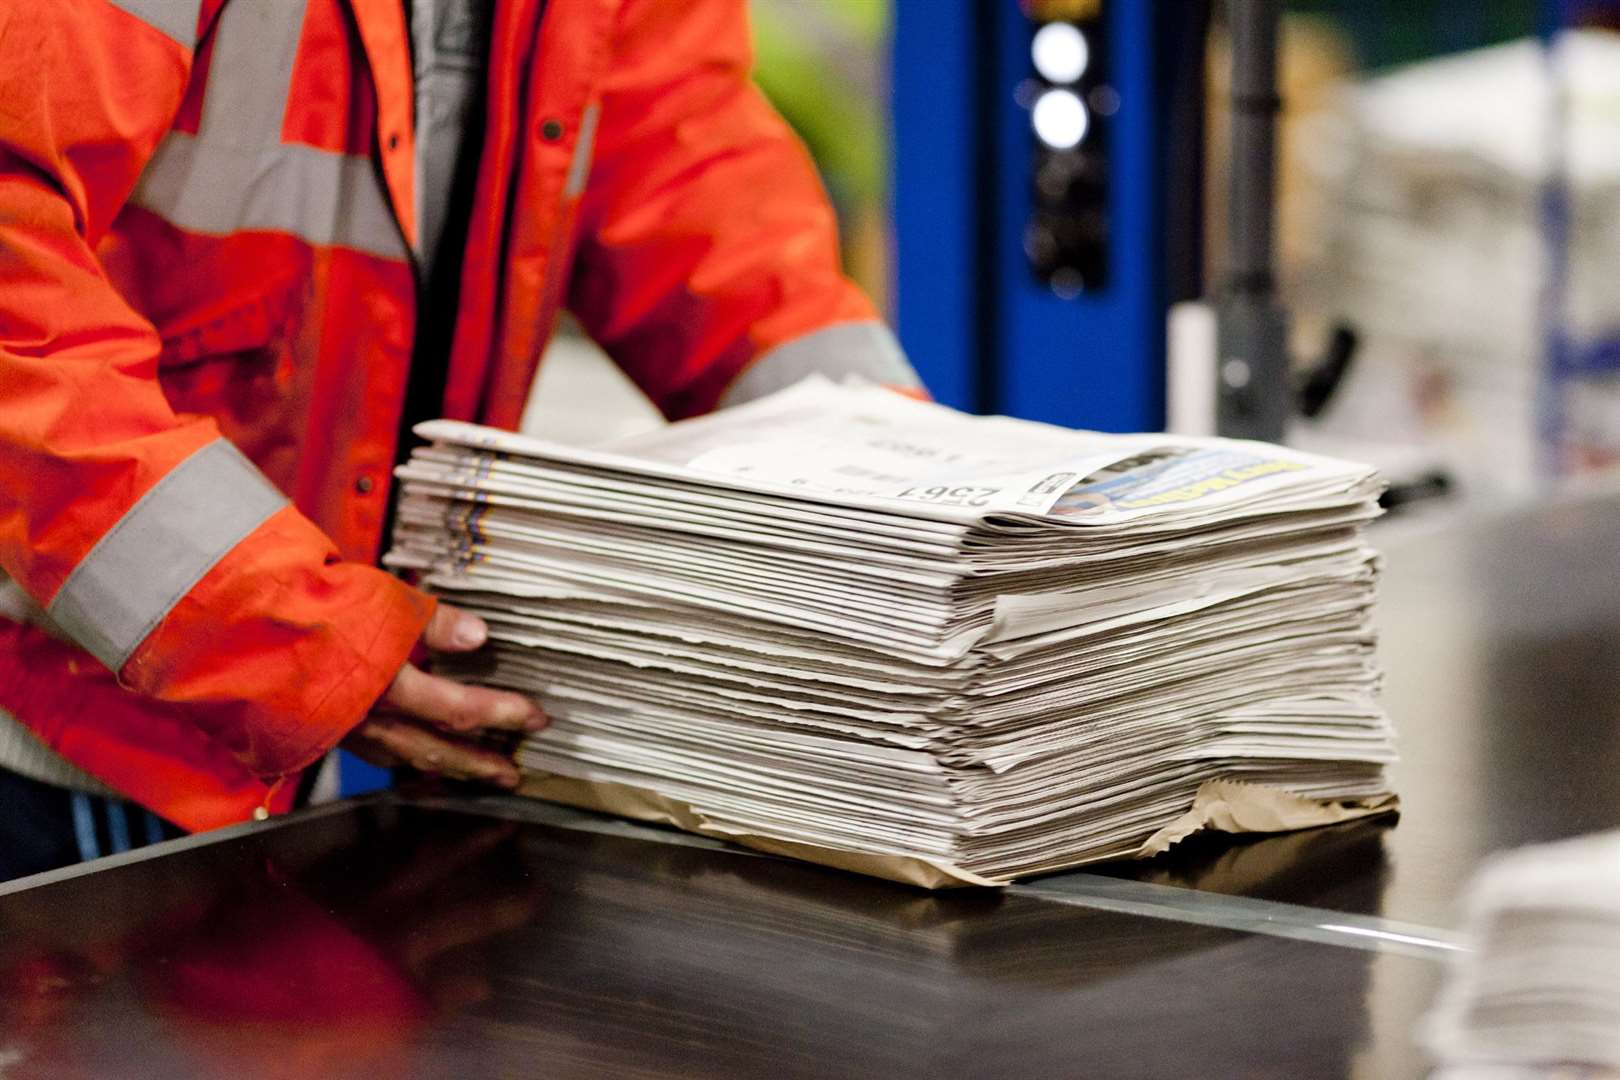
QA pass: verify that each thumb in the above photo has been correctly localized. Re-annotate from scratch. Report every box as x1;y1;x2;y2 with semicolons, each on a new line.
422;603;488;653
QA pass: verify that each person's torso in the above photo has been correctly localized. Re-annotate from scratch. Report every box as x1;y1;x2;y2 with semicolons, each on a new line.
97;0;609;565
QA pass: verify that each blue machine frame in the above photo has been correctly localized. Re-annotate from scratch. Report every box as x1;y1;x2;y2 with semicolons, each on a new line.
892;0;1173;432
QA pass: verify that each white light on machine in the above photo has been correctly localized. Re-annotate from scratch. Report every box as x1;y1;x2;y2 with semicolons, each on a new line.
1031;22;1089;84
1031;88;1089;150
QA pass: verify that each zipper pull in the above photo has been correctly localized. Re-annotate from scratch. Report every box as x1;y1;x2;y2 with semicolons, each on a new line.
255;775;287;821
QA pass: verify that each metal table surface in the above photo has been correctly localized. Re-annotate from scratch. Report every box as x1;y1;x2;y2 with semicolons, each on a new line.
0;797;1439;1079
3;491;1614;1078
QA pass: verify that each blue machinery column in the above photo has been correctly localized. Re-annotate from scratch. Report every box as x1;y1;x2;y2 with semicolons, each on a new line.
893;0;1196;432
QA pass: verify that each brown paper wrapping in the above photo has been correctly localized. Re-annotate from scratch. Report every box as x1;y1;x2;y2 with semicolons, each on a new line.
1137;780;1399;857
520;775;998;888
521;773;1399;889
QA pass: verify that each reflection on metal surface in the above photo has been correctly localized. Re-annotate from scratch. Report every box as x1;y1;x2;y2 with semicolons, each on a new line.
1012;875;1461;960
407;790;755;855
441;797;1465;958
0;798;351;899
0;801;1434;1078
445;793;1451;955
1318;923;1464;953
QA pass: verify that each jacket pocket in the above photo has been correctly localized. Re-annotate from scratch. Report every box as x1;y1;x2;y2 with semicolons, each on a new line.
157;276;303;369
153;275;307;480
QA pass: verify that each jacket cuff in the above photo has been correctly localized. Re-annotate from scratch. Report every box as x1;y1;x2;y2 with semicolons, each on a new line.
718;321;923;408
121;505;436;780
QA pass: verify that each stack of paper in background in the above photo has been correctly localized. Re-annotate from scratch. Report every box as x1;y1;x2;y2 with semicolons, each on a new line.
1298;32;1620;496
1423;831;1620;1078
386;379;1398;886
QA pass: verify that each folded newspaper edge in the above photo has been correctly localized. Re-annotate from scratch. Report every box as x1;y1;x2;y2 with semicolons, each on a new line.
521;772;1400;889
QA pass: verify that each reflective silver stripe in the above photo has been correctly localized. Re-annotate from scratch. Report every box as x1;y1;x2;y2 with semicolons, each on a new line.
106;0;204;49
719;322;923;408
130;134;409;259
564;103;601;199
198;0;307;140
47;440;288;673
126;0;407;259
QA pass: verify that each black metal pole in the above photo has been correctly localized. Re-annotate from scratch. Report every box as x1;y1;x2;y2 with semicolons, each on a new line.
1216;0;1290;441
1227;0;1279;296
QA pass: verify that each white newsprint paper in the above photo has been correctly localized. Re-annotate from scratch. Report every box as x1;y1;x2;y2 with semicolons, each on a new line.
387;378;1397;886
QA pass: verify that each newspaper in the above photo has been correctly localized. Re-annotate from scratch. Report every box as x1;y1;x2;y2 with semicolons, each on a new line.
387;377;1397;885
406;378;1377;524
1423;831;1620;1078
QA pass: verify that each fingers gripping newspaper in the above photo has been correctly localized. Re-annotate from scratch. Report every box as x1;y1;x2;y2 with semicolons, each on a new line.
387;377;1398;887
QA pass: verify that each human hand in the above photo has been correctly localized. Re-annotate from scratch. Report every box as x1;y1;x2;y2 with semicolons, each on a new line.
341;604;544;789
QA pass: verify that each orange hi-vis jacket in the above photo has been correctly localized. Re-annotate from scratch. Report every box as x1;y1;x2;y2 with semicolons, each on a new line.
0;0;917;830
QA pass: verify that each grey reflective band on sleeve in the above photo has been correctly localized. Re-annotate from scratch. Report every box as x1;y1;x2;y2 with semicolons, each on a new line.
46;439;289;673
719;322;923;408
106;0;205;49
563;103;601;199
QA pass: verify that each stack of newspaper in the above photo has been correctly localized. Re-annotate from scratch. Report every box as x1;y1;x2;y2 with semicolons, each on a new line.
1423;831;1620;1078
387;379;1397;885
1300;32;1620;494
